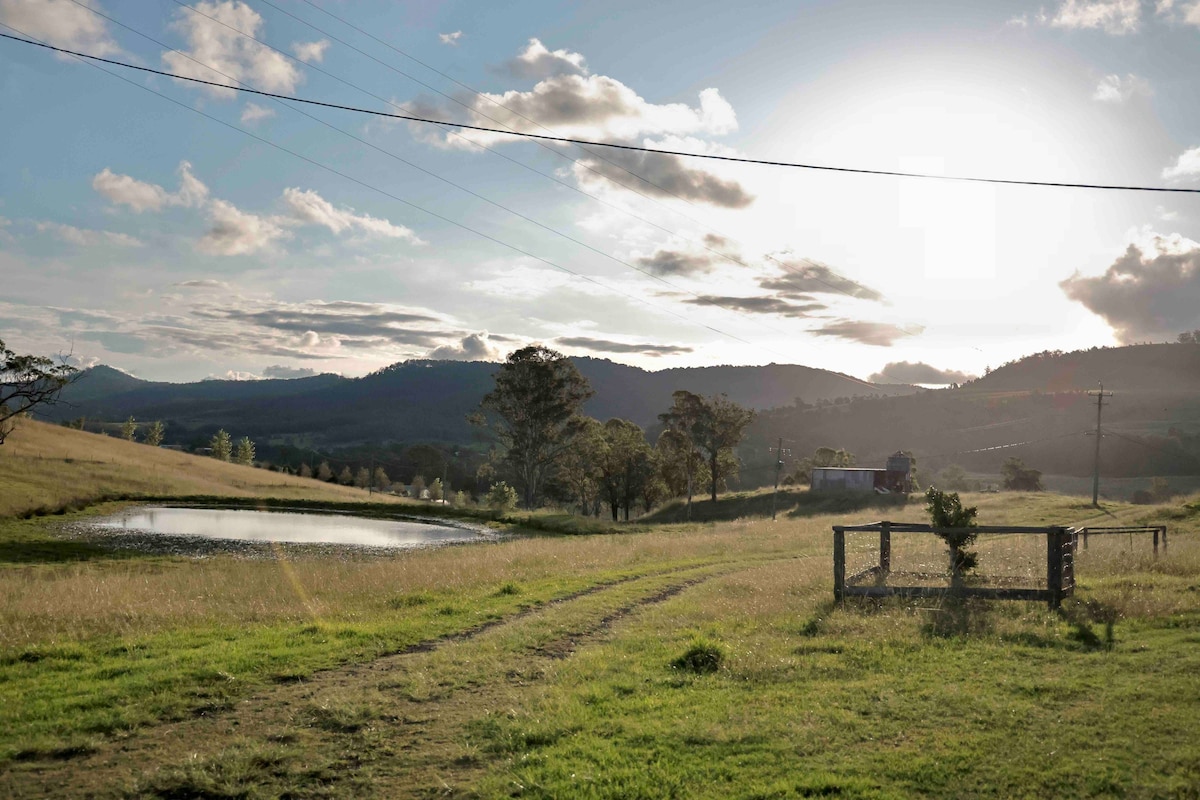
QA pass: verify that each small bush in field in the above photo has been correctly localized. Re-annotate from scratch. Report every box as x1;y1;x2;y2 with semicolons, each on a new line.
671;637;724;674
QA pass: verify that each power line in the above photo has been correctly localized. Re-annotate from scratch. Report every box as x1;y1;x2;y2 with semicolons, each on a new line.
145;0;811;345
207;0;893;309
4;31;1198;196
68;1;800;348
0;23;768;358
921;431;1086;460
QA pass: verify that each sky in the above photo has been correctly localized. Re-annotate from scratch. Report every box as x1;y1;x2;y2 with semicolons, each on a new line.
1;0;1199;385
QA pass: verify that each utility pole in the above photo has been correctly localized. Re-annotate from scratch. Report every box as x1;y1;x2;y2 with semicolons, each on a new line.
770;438;788;521
1088;383;1113;507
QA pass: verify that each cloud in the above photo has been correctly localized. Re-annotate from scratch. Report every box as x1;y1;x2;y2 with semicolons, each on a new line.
174;279;232;291
555;336;692;356
680;294;827;318
758;258;884;301
573;147;754;208
1060;233;1200;342
198;198;288;255
438;30;462;45
1155;0;1200;25
62;353;103;370
428;333;500;361
92;161;209;213
262;364;320;378
454;74;738;143
635;248;719;276
1093;73;1152;102
1162;146;1200;181
290;39;329;63
1049;0;1141;33
203;300;450;346
0;0;120;57
35;221;143;247
868;361;975;385
240;102;275;124
811;321;922;346
506;38;588;79
0;294;465;369
418;41;748;207
162;1;313;98
281;188;423;242
204;370;262;381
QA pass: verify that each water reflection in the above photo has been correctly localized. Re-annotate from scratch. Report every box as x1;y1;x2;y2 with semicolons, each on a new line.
98;507;479;549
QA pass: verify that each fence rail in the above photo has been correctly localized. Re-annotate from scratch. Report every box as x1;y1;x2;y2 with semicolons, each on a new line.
1074;525;1167;556
833;521;1075;609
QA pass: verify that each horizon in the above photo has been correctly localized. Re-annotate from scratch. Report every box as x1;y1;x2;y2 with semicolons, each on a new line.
3;1;1199;384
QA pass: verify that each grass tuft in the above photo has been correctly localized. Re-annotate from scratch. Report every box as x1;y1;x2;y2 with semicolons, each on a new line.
670;636;724;674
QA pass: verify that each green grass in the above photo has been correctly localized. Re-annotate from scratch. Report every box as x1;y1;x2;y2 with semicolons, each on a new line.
0;471;1197;797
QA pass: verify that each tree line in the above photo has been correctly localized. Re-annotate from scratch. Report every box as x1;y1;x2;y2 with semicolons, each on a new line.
473;346;756;518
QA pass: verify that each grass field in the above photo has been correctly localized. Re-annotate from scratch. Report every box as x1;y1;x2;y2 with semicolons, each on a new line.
0;419;407;518
1;421;1198;798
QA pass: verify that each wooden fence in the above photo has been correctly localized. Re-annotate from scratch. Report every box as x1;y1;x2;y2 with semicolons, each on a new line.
1074;525;1167;556
832;521;1075;608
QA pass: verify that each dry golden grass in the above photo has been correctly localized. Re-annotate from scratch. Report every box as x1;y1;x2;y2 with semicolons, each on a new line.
0;418;405;517
0;517;814;650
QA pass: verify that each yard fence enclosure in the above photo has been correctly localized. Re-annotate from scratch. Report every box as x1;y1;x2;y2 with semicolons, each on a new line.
1074;525;1167;556
832;521;1077;608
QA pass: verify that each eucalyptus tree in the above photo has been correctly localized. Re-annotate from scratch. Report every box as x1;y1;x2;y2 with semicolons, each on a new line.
0;338;77;446
475;345;594;509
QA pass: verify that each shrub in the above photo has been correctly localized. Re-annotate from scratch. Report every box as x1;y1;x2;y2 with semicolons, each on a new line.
671;637;724;674
1001;457;1043;491
486;481;518;512
925;487;979;577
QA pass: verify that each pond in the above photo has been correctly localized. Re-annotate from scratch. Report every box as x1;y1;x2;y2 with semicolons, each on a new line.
95;506;485;549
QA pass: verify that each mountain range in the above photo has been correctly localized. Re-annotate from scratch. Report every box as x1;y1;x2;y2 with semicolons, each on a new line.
47;357;914;448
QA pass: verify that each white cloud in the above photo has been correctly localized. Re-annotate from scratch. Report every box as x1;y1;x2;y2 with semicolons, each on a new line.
162;1;306;99
262;364;319;378
204;370;262;381
438;30;462;45
1162;146;1200;181
1049;0;1141;34
92;161;209;213
281;188;422;242
1092;73;1152;102
444;70;739;147
507;38;588;79
35;221;143;247
428;333;499;361
1156;0;1200;25
290;39;329;63
0;0;120;57
240;102;275;124
198;198;288;255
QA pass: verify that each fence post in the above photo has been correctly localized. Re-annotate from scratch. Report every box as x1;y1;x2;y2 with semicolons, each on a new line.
1082;527;1089;550
1162;526;1168;554
833;527;845;602
1154;527;1159;557
879;521;891;577
1046;527;1064;609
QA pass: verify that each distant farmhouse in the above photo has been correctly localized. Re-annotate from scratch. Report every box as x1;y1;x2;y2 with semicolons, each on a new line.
811;452;914;494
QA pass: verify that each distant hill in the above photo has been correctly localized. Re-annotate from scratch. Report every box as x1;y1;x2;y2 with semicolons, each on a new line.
739;343;1200;485
0;418;403;519
967;344;1200;395
45;358;913;449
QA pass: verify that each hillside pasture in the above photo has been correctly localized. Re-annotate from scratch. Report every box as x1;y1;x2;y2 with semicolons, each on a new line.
0;419;406;518
0;485;1197;797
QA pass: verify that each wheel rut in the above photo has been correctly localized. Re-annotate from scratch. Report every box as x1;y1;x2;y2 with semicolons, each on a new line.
4;558;756;799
